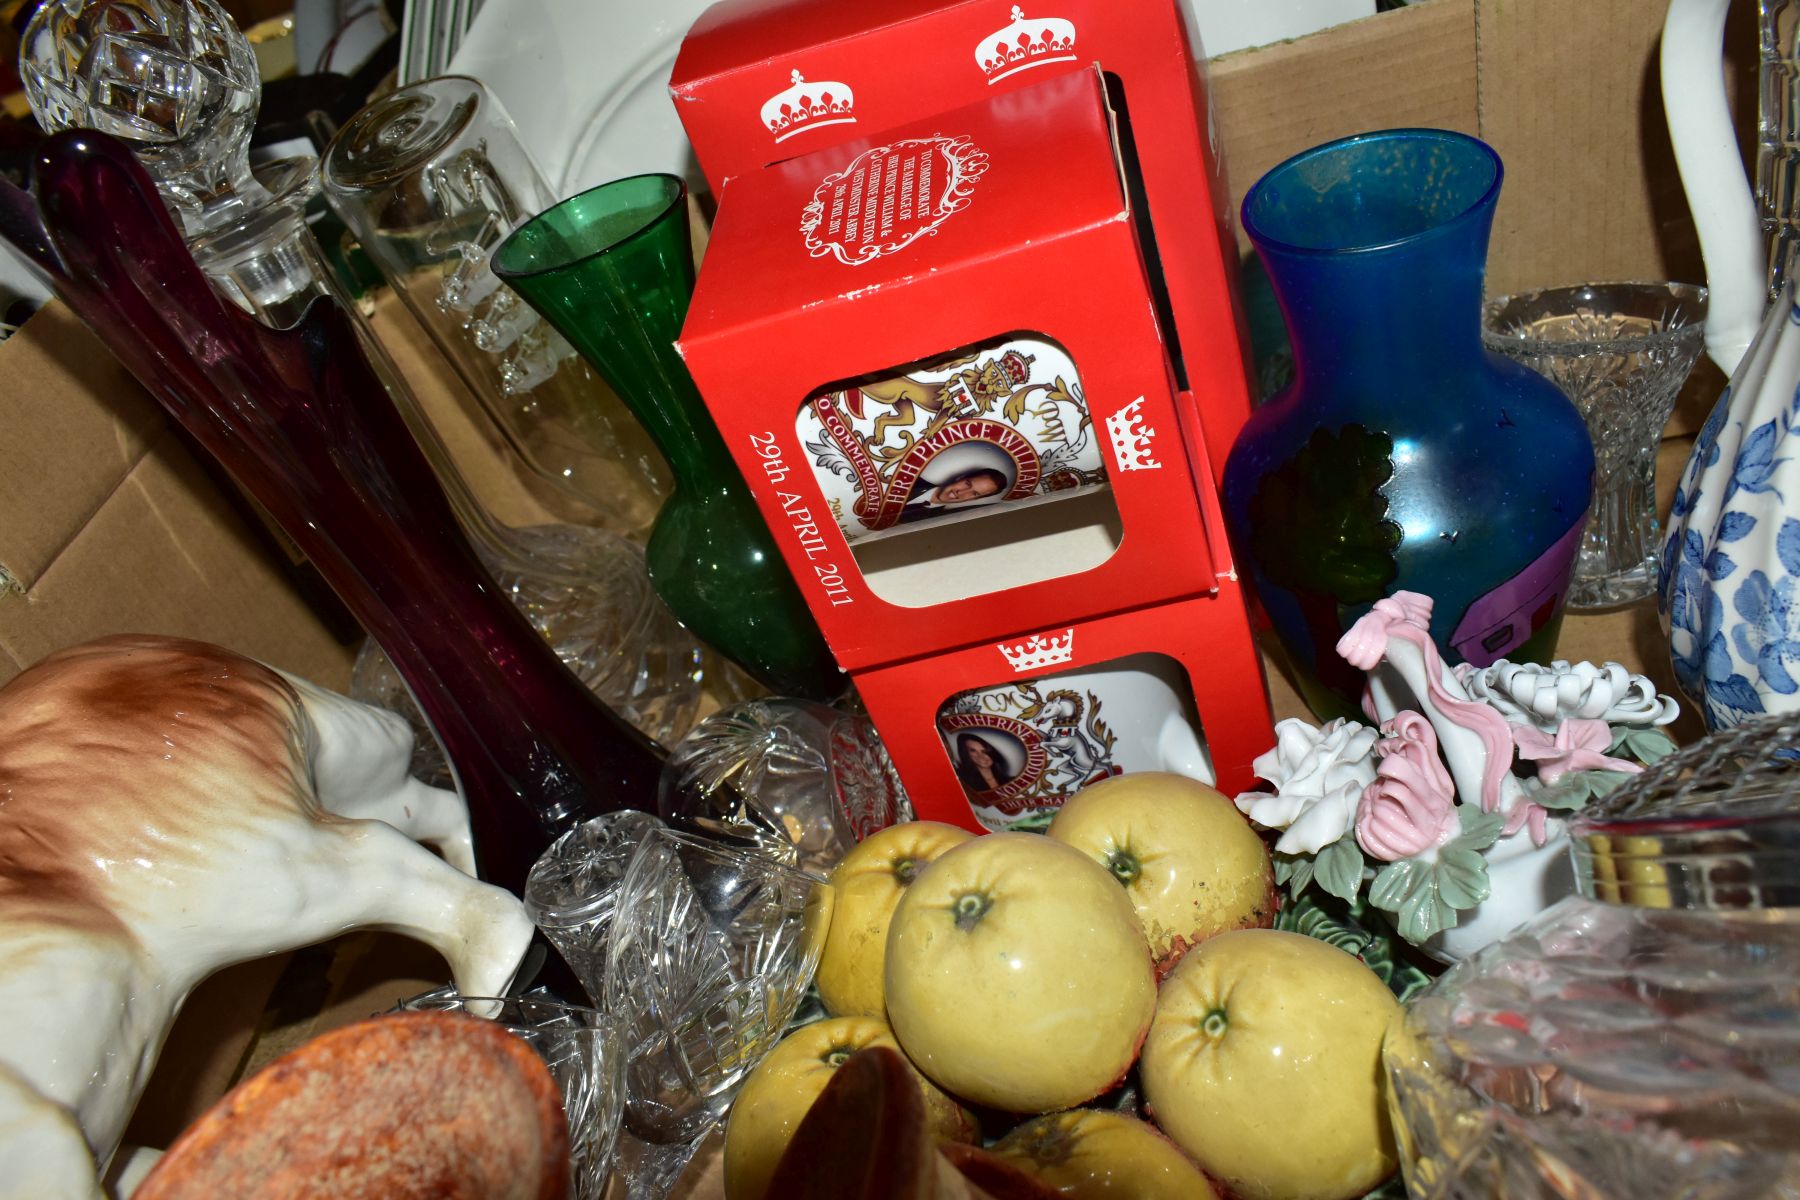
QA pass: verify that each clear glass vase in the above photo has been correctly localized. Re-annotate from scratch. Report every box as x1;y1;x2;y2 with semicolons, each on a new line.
319;75;668;540
1482;282;1708;610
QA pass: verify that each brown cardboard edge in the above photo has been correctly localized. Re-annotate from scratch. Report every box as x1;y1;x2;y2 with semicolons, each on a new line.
1209;0;1480;259
0;426;355;688
0;302;166;591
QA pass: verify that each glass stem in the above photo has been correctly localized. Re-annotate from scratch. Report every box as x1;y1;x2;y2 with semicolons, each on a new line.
1585;450;1659;583
610;1128;708;1200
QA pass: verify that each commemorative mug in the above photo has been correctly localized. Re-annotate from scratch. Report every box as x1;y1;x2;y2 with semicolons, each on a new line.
935;652;1212;830
796;334;1109;543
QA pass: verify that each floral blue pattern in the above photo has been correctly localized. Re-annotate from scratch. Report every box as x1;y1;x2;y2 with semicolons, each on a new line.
1658;353;1800;730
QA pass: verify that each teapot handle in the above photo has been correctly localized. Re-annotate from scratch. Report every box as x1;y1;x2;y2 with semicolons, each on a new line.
1663;0;1765;375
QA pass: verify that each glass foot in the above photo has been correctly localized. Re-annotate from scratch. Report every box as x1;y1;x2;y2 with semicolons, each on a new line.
1567;557;1658;611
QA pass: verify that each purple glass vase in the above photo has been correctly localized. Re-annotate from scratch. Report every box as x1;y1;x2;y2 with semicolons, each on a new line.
2;131;661;893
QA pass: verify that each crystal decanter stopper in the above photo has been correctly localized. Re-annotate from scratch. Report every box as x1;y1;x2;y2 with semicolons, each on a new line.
21;0;329;323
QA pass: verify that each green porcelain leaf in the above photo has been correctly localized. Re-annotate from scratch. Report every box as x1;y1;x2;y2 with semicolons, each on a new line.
1368;818;1502;947
1369;859;1422;911
1434;846;1492;910
1449;806;1506;852
1314;835;1367;906
1275;892;1376;957
1274;850;1316;901
1396;885;1458;945
1611;725;1678;765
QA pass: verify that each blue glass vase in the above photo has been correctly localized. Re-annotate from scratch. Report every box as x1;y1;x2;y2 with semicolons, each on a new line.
1221;129;1595;719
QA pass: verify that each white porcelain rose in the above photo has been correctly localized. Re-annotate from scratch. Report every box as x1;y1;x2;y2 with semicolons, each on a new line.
1458;659;1680;733
1234;717;1378;854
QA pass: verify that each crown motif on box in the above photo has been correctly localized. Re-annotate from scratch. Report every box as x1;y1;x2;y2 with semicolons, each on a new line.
975;6;1078;84
998;628;1076;673
1105;396;1161;472
762;69;857;143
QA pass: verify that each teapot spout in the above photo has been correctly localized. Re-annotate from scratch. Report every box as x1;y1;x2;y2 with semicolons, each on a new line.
1663;0;1766;375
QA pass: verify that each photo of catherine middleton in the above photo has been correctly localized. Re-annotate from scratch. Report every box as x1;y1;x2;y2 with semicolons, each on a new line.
951;730;1025;794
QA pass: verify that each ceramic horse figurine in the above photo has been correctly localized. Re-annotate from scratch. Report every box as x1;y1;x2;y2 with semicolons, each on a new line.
0;635;536;1199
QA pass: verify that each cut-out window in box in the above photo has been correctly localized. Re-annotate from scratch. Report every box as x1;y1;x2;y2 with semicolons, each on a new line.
934;652;1213;833
795;332;1124;607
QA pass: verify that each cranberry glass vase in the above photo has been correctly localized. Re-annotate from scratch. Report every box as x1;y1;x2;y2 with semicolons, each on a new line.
4;131;662;892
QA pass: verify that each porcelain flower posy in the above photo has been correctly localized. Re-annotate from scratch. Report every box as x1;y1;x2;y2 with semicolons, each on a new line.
1235;717;1378;854
1234;591;1681;961
1458;658;1680;732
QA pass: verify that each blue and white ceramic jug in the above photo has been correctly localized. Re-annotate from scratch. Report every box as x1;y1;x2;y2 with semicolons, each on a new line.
1658;0;1800;729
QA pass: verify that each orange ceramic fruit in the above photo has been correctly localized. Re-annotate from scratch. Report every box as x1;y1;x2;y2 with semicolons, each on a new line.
132;1012;568;1200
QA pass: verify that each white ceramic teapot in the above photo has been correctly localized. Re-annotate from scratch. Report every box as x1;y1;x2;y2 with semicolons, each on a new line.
1658;0;1800;729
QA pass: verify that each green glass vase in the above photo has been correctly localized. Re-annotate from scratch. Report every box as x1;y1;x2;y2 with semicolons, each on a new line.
495;175;841;700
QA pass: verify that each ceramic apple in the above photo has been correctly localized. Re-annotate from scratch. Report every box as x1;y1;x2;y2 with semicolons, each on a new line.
1139;929;1399;1200
987;1108;1220;1199
724;1016;977;1200
884;833;1155;1113
1047;772;1275;972
816;820;974;1017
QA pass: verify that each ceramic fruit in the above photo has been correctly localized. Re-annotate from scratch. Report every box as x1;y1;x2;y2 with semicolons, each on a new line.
817;821;975;1017
724;1016;977;1200
1140;929;1399;1200
987;1109;1220;1199
132;1013;568;1200
1047;772;1276;972
884;833;1155;1113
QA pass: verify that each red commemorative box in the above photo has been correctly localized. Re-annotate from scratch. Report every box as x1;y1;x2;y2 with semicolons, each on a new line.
669;0;1253;478
857;583;1273;833
677;68;1227;672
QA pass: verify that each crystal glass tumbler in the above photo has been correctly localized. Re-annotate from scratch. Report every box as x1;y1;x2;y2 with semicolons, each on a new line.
522;810;664;1002
396;988;627;1200
320;76;667;539
1482;282;1708;610
603;825;832;1198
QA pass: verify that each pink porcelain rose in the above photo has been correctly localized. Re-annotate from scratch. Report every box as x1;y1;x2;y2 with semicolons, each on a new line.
1355;711;1460;862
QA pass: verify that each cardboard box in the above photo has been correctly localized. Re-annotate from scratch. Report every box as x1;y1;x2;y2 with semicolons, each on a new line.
680;68;1236;672
0;0;1739;1175
671;0;1257;478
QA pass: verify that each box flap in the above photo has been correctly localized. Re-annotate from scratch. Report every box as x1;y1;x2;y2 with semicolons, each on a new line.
674;0;984;91
682;66;1127;342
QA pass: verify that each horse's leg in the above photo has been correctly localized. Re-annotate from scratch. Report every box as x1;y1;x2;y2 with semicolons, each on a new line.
285;673;477;876
290;819;534;1000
